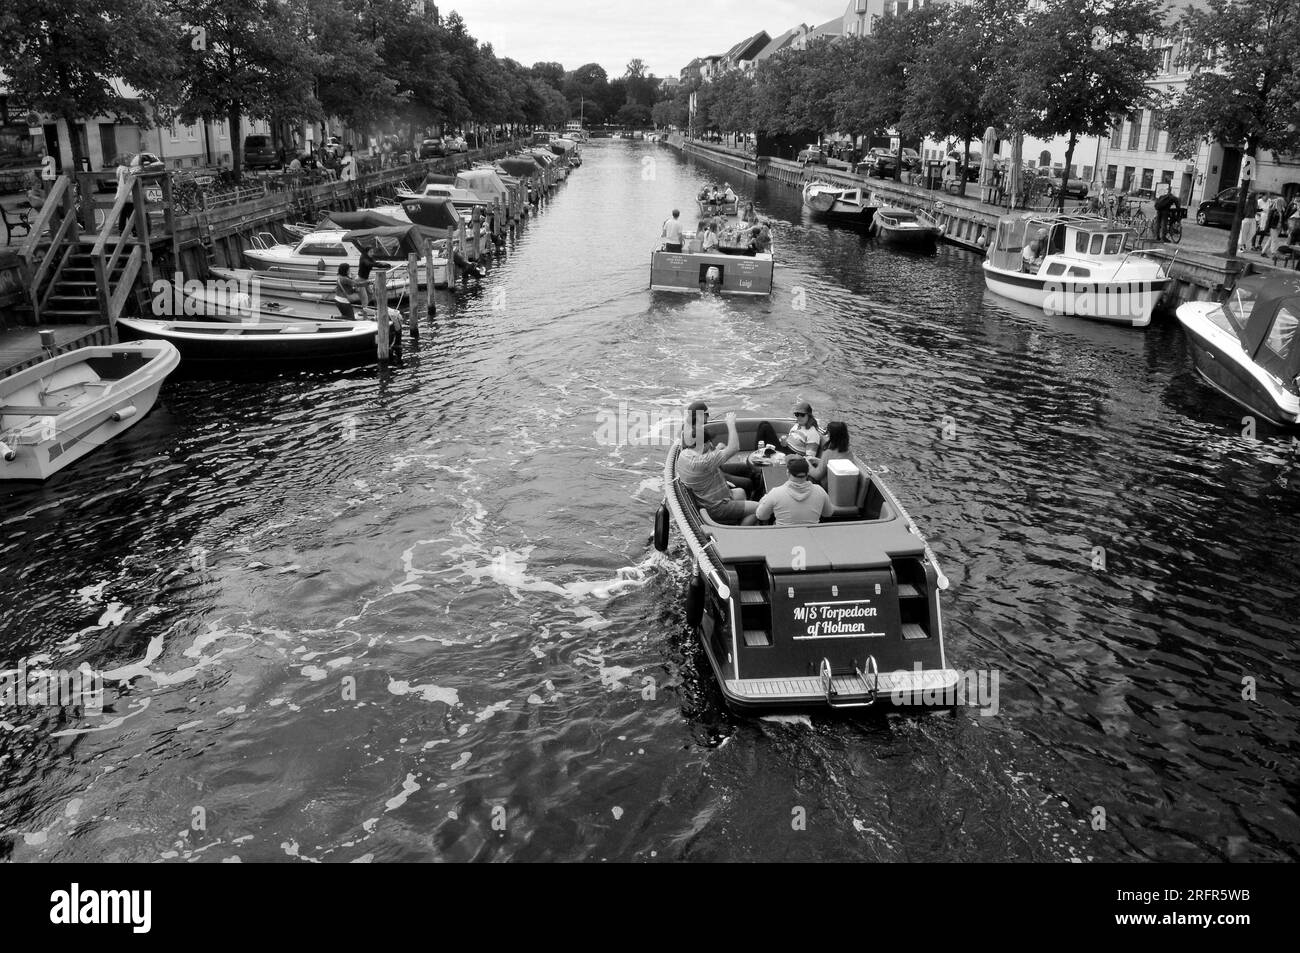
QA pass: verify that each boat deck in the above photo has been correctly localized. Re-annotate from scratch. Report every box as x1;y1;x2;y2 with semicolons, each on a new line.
0;324;113;379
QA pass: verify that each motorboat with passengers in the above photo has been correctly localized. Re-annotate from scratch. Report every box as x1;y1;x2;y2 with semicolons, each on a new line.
982;213;1169;327
698;186;740;217
1176;274;1300;426
802;180;876;226
650;220;774;296
653;415;957;712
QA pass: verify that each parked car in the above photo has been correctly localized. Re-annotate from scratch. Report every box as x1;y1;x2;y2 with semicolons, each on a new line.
243;135;280;170
900;147;922;172
858;148;899;178
1195;186;1283;228
1037;168;1090;199
419;138;447;159
947;150;982;182
322;136;345;158
113;152;166;174
797;145;828;166
446;135;468;153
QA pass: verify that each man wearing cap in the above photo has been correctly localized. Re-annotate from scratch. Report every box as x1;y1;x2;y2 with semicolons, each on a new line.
756;456;835;527
678;401;759;526
662;209;684;252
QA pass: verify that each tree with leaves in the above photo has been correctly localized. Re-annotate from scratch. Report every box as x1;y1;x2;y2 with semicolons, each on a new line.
1163;0;1300;255
0;0;183;171
1009;0;1163;210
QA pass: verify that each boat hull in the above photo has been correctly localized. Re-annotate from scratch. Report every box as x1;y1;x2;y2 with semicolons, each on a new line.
1177;302;1300;426
0;341;179;481
650;249;773;295
117;318;380;363
242;251;447;289
877;225;940;248
983;262;1167;327
698;200;738;217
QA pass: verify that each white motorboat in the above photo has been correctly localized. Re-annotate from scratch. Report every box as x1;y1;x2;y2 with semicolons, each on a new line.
982;213;1169;327
0;340;180;480
242;226;448;288
802;181;876;225
1176;275;1300;426
208;265;413;302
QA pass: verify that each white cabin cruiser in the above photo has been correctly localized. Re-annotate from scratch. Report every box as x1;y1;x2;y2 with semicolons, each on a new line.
982;214;1169;327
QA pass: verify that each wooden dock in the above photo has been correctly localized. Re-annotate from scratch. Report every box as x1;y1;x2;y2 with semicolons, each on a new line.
0;323;111;378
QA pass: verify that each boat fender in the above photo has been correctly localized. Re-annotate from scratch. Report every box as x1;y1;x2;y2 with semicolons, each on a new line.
0;441;14;462
110;405;137;422
685;571;705;628
653;503;670;552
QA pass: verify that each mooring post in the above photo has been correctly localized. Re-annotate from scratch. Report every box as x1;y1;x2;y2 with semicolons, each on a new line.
457;218;467;281
446;227;457;285
472;207;482;262
406;252;419;337
374;266;390;360
425;240;436;317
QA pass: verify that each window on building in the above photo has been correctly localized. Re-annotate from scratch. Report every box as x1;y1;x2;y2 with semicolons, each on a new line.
186;124;197;141
1110;117;1123;142
1160;170;1174;186
1069;164;1078;177
1122;166;1135;191
218;121;228;139
1159;45;1173;73
1145;115;1161;151
1140;168;1155;191
1127;112;1143;151
1105;165;1117;187
170;121;180;141
1082;166;1094;181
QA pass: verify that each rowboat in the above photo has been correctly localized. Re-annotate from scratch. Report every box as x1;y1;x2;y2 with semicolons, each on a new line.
654;415;957;711
982;213;1169;327
178;281;404;331
0;340;180;480
873;207;942;248
1176;275;1300;426
116;317;383;363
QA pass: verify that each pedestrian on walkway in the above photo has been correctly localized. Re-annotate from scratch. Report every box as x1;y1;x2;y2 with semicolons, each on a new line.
1154;184;1175;241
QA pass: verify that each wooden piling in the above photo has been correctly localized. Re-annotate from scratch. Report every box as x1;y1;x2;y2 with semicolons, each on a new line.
446;227;457;285
374;266;390;360
425;241;436;316
407;252;420;337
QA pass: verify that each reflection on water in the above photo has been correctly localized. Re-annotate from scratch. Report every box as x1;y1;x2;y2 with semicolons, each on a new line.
1;141;1296;862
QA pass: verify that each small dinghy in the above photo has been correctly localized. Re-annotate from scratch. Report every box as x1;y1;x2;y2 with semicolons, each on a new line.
179;281;403;330
873;207;942;248
1176;275;1300;426
117;317;383;363
654;415;958;711
0;340;179;480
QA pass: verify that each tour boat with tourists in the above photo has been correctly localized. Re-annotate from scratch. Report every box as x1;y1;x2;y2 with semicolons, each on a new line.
1176;274;1300;426
982;212;1169;327
0;340;180;481
653;415;958;712
649;219;774;296
801;180;876;225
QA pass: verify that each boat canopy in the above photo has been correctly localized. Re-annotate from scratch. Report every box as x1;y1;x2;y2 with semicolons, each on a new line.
339;224;423;258
1223;275;1300;381
422;173;457;187
549;139;576;154
326;210;407;231
397;196;463;230
528;149;556;166
498;157;538;178
458;169;511;200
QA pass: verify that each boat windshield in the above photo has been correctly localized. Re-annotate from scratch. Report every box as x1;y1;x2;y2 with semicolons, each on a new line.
1224;286;1256;333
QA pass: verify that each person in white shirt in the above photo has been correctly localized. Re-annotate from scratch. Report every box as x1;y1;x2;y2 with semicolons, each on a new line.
756;455;835;526
662;208;684;252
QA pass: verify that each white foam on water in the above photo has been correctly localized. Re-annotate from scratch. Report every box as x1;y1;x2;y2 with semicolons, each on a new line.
385;773;421;811
75;581;109;605
760;713;813;728
450;751;472;770
474;701;509;722
387;679;459;707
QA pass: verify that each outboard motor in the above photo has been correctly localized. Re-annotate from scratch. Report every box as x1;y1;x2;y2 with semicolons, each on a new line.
704;266;722;293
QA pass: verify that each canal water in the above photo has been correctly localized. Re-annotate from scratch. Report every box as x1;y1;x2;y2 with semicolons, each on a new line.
2;141;1296;862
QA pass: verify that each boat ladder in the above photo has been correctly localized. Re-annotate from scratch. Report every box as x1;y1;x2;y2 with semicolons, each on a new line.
820;655;879;709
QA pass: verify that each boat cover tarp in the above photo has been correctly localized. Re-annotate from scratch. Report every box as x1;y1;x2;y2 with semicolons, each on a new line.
1237;274;1300;378
340;224;423;257
422;173;457;187
528;150;556;166
497;157;539;178
549;139;576;154
398;196;464;230
326;210;407;231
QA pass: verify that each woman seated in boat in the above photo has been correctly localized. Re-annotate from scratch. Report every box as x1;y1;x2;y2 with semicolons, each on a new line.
807;421;851;483
700;221;719;253
749;224;772;254
755;401;825;456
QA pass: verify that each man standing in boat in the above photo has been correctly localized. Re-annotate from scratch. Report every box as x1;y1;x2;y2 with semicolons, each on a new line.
662;209;684;253
678;401;759;526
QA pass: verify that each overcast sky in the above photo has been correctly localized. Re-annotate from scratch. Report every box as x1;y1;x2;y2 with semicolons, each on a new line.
446;1;832;79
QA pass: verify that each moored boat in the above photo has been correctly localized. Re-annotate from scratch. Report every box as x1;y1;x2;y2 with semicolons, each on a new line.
243;224;447;287
802;181;876;225
873;206;942;248
0;340;180;480
179;281;405;330
1176;275;1300;426
653;415;957;711
117;317;384;363
982;213;1169;327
